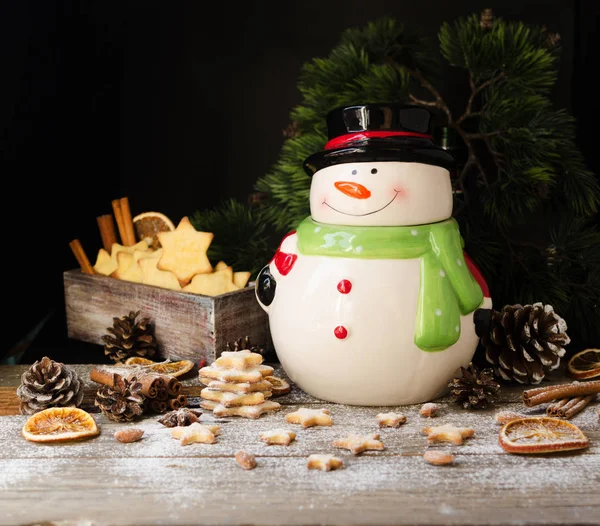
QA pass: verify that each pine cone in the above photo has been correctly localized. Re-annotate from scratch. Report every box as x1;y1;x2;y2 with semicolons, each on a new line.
102;311;158;363
17;356;84;415
448;362;501;409
225;335;265;356
482;303;570;384
94;374;145;422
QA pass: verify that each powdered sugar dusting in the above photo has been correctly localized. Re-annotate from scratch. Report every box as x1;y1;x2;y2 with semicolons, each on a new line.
0;364;598;525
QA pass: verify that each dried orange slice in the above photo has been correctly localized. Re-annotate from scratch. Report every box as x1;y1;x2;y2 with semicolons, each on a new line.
124;357;155;366
22;407;100;443
133;211;175;249
265;376;291;396
124;357;195;377
567;348;600;380
499;417;589;454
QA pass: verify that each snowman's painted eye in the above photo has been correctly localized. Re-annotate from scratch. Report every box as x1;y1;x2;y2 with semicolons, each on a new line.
351;169;357;175
371;168;378;174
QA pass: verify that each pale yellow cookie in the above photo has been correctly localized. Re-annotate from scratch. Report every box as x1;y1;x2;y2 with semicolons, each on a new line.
112;251;143;283
285;408;332;428
202;379;273;394
139;251;181;291
233;271;251;289
259;429;296;446
332;433;385;455
306;454;344;471
170;423;220;445
200;389;267;408
183;269;239;296
93;248;117;276
215;349;264;370
198;365;264;384
210;400;281;419
157;216;214;286
422;424;474;445
376;412;406;428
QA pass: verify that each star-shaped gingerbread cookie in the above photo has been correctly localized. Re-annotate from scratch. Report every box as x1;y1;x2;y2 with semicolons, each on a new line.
376;412;407;428
332;432;385;455
284;408;332;428
170;423;220;445
215;349;264;370
422;423;475;445
306;454;344;471
201;399;281;419
157;216;214;286
260;429;296;446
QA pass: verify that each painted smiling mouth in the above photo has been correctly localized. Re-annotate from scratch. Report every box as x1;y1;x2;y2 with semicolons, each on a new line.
323;191;399;216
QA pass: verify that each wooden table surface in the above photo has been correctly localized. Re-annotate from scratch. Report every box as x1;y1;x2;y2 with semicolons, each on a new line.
0;363;598;526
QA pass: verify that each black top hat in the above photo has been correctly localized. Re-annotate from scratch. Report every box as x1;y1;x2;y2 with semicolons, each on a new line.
303;103;454;176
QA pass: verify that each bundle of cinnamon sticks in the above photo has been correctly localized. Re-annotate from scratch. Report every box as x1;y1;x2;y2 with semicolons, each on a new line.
90;365;187;413
69;196;137;274
522;379;600;419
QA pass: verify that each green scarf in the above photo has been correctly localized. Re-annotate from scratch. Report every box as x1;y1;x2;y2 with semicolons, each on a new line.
296;217;484;352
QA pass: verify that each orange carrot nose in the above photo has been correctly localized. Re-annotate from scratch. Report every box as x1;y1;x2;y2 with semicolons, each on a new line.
334;181;371;199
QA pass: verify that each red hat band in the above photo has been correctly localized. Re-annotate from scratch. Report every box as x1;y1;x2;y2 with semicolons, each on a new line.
324;130;433;151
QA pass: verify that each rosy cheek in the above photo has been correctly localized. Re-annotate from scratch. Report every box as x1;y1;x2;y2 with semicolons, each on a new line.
393;187;408;200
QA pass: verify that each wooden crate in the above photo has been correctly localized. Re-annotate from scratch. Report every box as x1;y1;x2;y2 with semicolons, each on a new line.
63;269;272;364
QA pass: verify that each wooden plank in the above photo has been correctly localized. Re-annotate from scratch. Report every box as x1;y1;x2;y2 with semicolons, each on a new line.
0;364;599;526
0;402;598;460
63;269;271;364
0;451;598;525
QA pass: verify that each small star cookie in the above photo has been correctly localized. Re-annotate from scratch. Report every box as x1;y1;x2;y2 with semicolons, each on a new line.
376;412;406;428
306;454;344;471
170;423;220;445
198;365;264;384
200;388;268;407
332;433;385;455
183;268;239;296
260;429;296;446
157;216;214;286
201;379;273;394
201;399;281;419
285;408;332;428
422;424;474;445
215;349;264;370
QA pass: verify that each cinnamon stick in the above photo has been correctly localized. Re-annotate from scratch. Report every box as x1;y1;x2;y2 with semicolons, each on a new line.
546;397;569;416
176;394;187;407
168;398;182;410
156;387;170;401
523;380;600;407
129;372;172;399
165;377;181;396
111;199;127;245
559;395;595;419
69;239;94;274
119;196;136;246
96;214;118;252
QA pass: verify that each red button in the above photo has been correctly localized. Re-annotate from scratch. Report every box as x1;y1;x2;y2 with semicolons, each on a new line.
337;279;352;294
334;326;348;339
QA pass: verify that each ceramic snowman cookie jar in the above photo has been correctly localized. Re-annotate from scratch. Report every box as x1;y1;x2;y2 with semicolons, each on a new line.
256;104;492;406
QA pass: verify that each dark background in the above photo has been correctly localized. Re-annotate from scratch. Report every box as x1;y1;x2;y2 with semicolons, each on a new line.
1;0;598;364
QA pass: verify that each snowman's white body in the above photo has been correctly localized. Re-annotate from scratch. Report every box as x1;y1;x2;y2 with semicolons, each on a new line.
258;161;490;406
